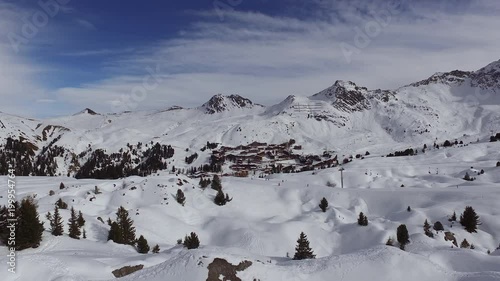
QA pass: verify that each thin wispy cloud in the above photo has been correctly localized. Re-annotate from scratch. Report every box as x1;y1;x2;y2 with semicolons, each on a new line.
60;47;135;57
74;18;96;30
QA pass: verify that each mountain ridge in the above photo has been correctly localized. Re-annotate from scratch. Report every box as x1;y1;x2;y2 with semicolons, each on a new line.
1;59;500;177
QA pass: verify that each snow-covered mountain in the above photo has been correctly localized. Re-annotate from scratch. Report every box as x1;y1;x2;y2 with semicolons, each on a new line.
1;59;500;177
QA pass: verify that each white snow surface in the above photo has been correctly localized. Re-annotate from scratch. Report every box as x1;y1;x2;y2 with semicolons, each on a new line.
1;139;500;280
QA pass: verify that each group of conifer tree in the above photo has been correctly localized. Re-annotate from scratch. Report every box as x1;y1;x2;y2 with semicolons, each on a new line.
210;175;232;206
46;204;86;239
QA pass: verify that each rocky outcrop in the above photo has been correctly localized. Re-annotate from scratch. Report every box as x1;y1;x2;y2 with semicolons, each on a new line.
202;94;258;114
206;258;252;281
112;264;144;278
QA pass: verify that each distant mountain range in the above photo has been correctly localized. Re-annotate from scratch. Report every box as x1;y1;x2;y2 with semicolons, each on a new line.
1;59;499;177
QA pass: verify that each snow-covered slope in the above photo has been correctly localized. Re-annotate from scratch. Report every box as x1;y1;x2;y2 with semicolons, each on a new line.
1;60;500;176
1;140;500;280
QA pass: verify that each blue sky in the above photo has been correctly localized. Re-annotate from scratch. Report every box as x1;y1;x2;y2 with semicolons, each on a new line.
0;0;499;117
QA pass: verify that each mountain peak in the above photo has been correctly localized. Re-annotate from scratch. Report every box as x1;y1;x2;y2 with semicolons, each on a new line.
75;108;99;115
310;80;370;112
202;94;257;114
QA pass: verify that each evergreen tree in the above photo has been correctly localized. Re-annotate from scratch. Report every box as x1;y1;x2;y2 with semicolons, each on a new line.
211;175;222;191
449;212;457;222
199;178;210;189
319;197;328;212
397;224;410;250
0;205;9;244
55;198;68;209
136;235;150;254
433;221;444;231
110;206;136;245
108;221;121;242
59;182;65;190
183;232;200;249
16;196;44;250
423;219;433;238
152;244;160;253
460;239;470;249
176;189;186;206
46;206;64;236
68;207;81;239
293;232;315;260
357;212;368;226
214;189;227;206
460;206;480;233
77;211;86;227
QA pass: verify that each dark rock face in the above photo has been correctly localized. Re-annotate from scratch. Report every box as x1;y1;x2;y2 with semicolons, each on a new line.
206;258;252;281
409;60;500;91
471;60;500;90
312;80;371;113
410;70;473;87
203;94;255;114
112;264;144;278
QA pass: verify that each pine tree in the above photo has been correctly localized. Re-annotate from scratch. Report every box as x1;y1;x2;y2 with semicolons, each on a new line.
176;189;186;206
152;244;160;253
460;206;480;233
319;197;328;212
0;205;9;244
460;239;470;249
68;207;81;239
293;232;315;260
433;221;444;231
77;211;86;227
16;196;44;250
55;198;68;209
136;235;150;254
112;206;136;245
183;232;200;249
424;219;433;238
108;221;121;242
199;178;210;189
397;224;410;250
59;182;65;190
211;175;222;191
357;212;368;226
214;189;227;206
450;212;457;222
46;206;64;236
